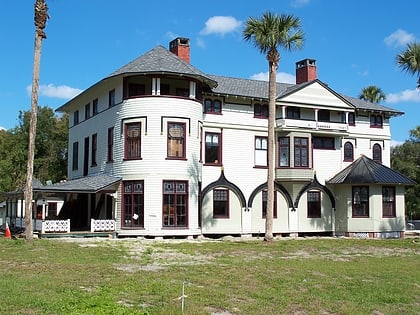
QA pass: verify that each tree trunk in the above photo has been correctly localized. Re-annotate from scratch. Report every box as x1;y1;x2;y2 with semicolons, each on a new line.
264;57;278;242
25;0;47;241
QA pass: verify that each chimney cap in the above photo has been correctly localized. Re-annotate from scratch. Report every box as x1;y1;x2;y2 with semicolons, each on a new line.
170;37;190;49
296;58;316;69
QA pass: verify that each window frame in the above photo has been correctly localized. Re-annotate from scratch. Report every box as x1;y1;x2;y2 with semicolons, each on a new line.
72;141;79;171
352;186;369;218
382;186;396;218
294;137;309;168
343;141;354;162
313;137;335;150
262;189;277;219
307;191;321;218
255;136;268;167
73;110;79;126
162;180;188;228
167;122;186;159
107;127;114;163
84;103;91;120
91;133;97;166
372;143;382;163
204;98;222;114
213;188;229;218
286;106;300;119
124;122;142;160
278;136;290;167
254;103;268;119
348;112;355;126
122;180;144;228
92;98;98;116
108;89;115;107
370;114;383;128
204;132;222;165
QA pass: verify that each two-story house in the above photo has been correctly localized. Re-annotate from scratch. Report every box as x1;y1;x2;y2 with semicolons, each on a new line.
5;37;415;238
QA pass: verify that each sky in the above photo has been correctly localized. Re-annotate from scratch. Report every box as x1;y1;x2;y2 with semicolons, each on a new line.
1;0;419;145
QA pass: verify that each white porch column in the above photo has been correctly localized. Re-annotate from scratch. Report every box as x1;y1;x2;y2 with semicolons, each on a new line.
189;81;196;99
282;105;287;118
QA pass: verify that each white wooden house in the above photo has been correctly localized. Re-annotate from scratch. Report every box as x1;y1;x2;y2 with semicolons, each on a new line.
7;37;414;238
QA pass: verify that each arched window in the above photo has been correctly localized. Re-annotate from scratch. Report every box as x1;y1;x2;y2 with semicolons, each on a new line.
372;143;382;163
344;142;354;162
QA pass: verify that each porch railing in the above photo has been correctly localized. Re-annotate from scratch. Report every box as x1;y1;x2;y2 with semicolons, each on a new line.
41;219;71;233
90;219;116;232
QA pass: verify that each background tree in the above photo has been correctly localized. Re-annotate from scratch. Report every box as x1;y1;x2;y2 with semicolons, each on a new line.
24;0;49;241
396;42;420;89
0;107;68;197
359;85;386;103
243;12;304;241
391;126;420;220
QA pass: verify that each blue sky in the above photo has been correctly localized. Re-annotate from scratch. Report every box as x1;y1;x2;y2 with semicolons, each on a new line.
1;0;419;145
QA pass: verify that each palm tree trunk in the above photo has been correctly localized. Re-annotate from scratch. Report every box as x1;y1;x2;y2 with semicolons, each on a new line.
25;0;48;241
264;56;278;242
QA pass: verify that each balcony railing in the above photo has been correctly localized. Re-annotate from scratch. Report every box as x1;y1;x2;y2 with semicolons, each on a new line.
277;118;348;131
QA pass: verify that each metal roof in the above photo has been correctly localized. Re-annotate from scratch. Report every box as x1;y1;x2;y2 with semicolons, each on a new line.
35;174;122;193
327;155;416;185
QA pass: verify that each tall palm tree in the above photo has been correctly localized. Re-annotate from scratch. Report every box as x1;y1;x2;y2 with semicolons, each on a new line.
24;0;49;241
396;42;420;89
243;12;304;241
359;85;386;103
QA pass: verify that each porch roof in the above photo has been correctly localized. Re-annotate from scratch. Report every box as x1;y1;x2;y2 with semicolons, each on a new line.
35;174;122;194
326;155;416;185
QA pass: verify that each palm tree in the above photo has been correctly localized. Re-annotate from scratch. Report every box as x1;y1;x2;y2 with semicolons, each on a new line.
243;12;304;241
24;0;49;241
359;85;386;103
396;42;420;89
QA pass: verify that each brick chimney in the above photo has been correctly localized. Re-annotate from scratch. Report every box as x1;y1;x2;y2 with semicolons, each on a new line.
295;59;317;84
169;37;190;63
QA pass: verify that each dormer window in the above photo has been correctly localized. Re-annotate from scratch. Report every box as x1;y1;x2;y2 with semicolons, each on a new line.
254;103;268;118
204;99;222;114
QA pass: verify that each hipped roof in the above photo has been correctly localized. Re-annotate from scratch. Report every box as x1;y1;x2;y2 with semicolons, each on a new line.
327;155;416;185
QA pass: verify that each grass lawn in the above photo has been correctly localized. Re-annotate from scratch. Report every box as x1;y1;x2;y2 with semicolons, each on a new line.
0;236;419;314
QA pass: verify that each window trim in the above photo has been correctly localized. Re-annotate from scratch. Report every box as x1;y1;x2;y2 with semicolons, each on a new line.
122;180;144;228
167;122;186;160
352;186;369;218
204;132;222;166
213;188;229;219
91;133;97;166
162;180;189;228
255;136;268;167
72;141;79;171
124;122;142;160
307;191;321;218
204;98;222;114
382;186;396;218
108;89;115;107
278;136;290;167
370;114;383;128
73;110;79;126
343;141;354;162
294;137;309;168
107;127;114;163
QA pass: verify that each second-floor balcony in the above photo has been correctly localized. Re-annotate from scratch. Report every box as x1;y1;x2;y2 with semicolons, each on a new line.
276;118;348;132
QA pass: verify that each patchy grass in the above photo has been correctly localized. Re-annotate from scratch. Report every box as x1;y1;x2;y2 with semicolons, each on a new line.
0;237;419;314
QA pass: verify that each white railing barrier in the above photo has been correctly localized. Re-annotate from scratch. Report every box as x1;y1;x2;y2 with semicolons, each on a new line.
41;219;70;233
90;219;116;233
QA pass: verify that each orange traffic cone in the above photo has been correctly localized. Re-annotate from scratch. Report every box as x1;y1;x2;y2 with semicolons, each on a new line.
5;222;11;239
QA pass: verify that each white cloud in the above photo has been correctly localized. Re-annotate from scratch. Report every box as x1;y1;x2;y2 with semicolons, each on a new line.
290;0;311;8
384;29;416;48
0;126;5;131
390;139;405;147
200;16;242;36
250;71;296;84
386;89;420;103
27;84;82;99
196;38;206;49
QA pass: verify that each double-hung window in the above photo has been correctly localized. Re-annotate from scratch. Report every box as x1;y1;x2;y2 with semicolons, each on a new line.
294;137;309;167
204;99;221;114
205;132;221;165
213;189;229;218
167;122;185;159
370;114;383;128
122;181;144;228
255;136;267;167
254;103;268;118
125;122;141;159
278;137;290;167
307;191;321;218
107;127;114;162
382;186;396;217
352;186;369;217
162;181;188;227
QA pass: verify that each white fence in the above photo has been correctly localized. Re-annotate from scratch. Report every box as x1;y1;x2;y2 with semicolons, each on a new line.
90;219;116;232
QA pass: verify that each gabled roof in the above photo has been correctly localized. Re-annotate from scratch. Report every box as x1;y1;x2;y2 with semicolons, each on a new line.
35;174;122;194
108;45;217;88
327;155;416;185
